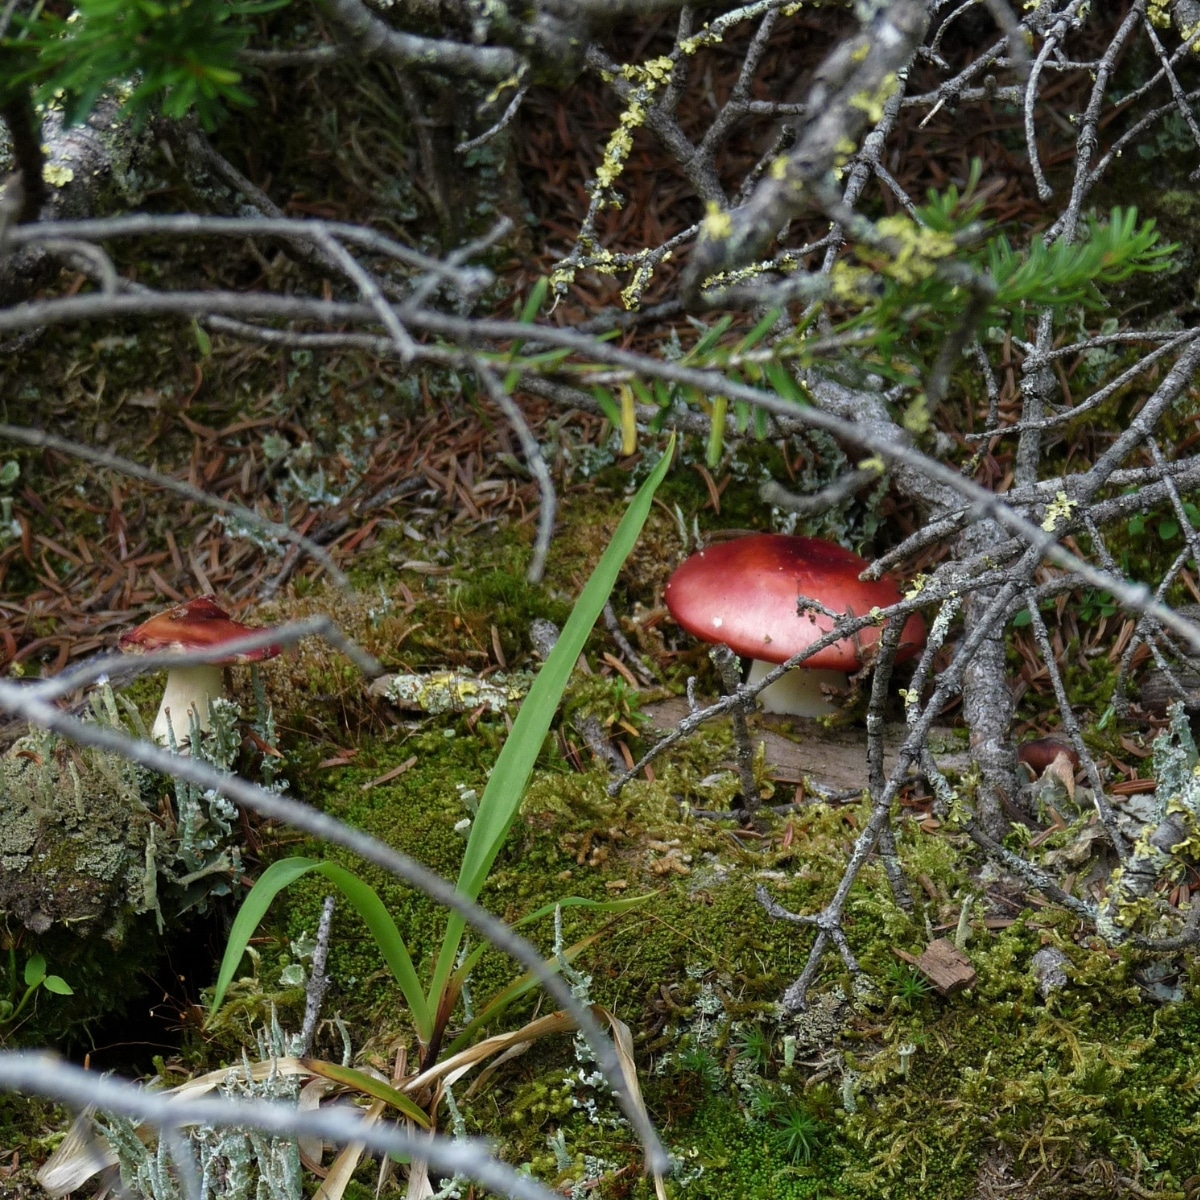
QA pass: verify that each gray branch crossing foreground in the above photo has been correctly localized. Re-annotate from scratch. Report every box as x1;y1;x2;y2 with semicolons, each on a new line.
0;262;1195;659
0;1053;564;1200
318;0;520;80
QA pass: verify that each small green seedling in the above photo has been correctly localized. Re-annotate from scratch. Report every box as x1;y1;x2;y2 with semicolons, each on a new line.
2;953;73;1030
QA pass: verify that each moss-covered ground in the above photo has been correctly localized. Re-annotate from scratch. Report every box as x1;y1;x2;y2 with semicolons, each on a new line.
0;353;1196;1195
198;712;1200;1198
0;299;1193;1196
144;483;1200;1200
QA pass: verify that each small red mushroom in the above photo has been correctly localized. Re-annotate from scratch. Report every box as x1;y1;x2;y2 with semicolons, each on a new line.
1017;737;1081;778
664;534;927;716
118;596;281;746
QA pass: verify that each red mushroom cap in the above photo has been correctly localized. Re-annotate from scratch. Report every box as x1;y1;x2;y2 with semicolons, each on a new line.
1017;737;1081;776
118;596;281;664
664;534;926;671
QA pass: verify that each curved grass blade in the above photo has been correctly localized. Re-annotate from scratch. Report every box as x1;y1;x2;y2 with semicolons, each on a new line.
210;858;432;1041
299;1060;430;1128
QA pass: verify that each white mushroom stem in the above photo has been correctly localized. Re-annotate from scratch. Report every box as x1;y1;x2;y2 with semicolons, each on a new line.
151;663;225;746
745;658;848;718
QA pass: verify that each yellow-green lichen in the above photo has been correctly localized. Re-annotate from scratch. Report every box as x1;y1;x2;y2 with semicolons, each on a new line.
829;260;877;304
701;203;734;242
867;215;957;285
42;163;75;187
1040;491;1078;532
847;73;899;125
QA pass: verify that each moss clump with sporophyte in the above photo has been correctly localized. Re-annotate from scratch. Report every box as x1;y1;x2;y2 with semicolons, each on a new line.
662;1092;855;1200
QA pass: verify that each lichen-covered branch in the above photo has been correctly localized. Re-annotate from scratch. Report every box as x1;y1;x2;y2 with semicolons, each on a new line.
681;0;929;299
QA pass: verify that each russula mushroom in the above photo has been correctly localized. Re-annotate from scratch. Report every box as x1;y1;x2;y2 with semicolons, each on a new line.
1017;737;1081;802
119;596;281;746
664;534;927;717
1017;737;1081;778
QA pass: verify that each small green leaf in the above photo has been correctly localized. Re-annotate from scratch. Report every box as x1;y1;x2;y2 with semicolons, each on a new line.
23;955;46;987
43;976;73;996
592;388;622;428
517;278;549;325
630;379;655;408
683;315;733;363
706;396;727;467
764;361;807;405
735;308;782;354
193;321;212;357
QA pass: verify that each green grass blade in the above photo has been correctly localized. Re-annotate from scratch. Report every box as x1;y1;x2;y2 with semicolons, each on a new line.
706;396;727;467
446;894;654;1054
425;436;677;1011
735;307;782;354
313;862;432;1042
210;857;433;1041
518;277;549;325
210;857;321;1015
448;892;655;996
445;930;603;1056
299;1059;431;1127
592;387;622;428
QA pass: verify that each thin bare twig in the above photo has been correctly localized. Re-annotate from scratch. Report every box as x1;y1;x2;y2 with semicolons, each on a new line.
0;424;350;589
300;895;337;1057
473;362;557;584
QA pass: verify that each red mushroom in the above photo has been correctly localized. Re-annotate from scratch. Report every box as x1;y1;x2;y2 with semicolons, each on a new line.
664;534;927;716
118;596;281;746
1017;737;1081;778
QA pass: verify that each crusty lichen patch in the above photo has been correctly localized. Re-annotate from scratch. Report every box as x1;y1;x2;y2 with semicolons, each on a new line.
0;725;154;936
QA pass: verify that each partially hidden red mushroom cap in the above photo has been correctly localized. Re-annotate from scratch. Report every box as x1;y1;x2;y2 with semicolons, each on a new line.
1017;737;1081;775
664;534;926;671
118;596;282;664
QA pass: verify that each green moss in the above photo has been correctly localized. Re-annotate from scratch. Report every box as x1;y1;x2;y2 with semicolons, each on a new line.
149;623;1200;1200
6;299;1195;1195
450;550;573;660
